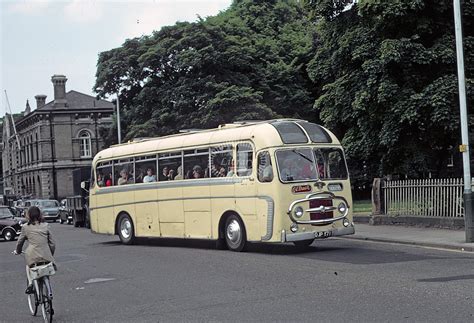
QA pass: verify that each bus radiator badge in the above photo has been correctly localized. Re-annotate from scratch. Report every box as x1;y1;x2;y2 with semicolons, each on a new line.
291;185;312;194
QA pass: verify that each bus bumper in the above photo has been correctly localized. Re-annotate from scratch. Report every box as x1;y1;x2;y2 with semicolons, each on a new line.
282;224;355;242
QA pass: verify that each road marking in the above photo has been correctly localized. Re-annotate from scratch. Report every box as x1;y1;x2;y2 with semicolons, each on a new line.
84;278;116;284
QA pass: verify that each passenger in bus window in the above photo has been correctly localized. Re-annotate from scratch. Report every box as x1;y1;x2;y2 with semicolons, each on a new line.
118;169;132;185
159;166;169;181
97;173;105;187
192;165;203;178
136;170;144;183
143;168;157;183
174;166;183;180
105;173;112;186
168;169;175;180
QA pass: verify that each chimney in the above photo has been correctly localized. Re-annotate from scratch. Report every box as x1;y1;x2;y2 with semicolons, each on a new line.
24;100;31;116
51;74;67;107
35;94;47;109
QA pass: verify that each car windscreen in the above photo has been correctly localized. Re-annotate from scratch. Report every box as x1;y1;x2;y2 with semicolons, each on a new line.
39;201;59;208
0;208;14;218
276;148;317;182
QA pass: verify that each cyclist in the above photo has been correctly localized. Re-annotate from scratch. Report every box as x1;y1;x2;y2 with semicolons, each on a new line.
14;206;56;294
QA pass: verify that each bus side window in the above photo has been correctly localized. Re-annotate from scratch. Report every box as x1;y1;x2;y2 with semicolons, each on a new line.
237;143;253;176
210;145;233;177
258;151;273;183
136;155;157;183
115;159;134;185
97;162;113;187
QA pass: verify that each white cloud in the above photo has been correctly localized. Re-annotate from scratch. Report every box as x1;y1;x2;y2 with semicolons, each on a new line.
118;1;231;41
64;0;104;23
7;0;52;15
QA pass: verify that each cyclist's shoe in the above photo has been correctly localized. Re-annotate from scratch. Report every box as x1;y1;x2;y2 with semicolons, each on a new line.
25;284;34;294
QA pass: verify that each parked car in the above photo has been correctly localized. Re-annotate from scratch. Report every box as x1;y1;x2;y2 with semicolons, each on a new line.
13;200;28;217
59;199;72;224
0;206;24;241
34;199;60;222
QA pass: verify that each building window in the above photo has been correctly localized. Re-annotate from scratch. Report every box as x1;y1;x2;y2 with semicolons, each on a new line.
79;130;92;158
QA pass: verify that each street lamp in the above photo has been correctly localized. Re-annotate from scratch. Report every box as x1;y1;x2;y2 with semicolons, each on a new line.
453;0;473;242
116;92;122;144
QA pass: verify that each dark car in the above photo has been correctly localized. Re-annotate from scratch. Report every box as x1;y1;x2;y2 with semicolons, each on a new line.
35;200;60;222
0;206;24;241
59;199;72;224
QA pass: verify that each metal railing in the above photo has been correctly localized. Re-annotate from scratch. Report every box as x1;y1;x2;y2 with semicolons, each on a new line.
383;178;465;218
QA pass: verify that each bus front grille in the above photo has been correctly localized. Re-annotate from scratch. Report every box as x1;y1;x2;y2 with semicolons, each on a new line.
309;199;333;225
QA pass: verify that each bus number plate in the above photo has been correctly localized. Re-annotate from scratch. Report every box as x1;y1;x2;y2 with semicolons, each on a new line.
315;231;331;238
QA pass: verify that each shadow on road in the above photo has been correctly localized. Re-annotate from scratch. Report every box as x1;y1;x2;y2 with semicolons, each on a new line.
95;237;340;255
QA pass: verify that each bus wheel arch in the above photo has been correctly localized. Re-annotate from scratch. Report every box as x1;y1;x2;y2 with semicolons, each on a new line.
219;211;247;252
116;212;135;245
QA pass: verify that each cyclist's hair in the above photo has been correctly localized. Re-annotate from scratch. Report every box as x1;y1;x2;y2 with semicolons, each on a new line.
26;206;44;225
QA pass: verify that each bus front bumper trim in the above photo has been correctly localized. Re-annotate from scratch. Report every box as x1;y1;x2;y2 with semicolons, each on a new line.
282;225;355;242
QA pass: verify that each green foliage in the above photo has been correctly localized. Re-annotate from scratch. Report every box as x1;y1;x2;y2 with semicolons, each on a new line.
94;0;474;187
306;0;473;184
94;0;313;141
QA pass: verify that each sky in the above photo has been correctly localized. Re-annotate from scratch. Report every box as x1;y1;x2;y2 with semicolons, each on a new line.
0;0;232;114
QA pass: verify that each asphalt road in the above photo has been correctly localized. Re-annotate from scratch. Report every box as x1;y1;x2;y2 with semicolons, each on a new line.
1;223;473;322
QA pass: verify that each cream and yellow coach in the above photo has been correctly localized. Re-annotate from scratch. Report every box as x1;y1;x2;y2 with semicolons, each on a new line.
88;119;354;251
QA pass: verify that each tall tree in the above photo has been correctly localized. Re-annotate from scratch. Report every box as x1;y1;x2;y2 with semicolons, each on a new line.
305;0;474;185
94;0;314;141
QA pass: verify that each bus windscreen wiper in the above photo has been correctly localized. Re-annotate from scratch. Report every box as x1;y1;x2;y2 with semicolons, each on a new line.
291;149;313;164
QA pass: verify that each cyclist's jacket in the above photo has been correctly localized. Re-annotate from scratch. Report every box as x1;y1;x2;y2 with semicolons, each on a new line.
16;223;55;266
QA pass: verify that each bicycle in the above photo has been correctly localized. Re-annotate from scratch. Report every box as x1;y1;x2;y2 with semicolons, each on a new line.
13;252;55;323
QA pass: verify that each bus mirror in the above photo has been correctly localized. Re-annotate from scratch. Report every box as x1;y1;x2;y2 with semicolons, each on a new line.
81;181;90;192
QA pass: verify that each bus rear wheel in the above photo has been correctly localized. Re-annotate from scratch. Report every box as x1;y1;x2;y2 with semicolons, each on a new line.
224;215;247;252
118;214;135;245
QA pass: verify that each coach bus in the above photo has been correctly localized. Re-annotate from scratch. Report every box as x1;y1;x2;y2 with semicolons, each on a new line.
88;119;354;251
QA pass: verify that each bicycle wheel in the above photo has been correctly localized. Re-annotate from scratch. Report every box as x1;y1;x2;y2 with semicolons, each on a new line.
40;277;53;323
27;280;38;316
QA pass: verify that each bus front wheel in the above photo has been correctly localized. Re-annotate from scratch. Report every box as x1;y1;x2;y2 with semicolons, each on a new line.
118;214;135;245
224;215;247;252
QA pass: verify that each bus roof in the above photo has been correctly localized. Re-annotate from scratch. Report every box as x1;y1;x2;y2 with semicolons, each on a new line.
93;119;341;162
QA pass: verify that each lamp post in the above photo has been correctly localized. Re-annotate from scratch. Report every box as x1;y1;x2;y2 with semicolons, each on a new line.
116;93;122;144
453;0;473;242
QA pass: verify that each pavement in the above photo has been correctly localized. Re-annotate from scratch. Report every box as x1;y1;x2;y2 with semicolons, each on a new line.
347;223;474;252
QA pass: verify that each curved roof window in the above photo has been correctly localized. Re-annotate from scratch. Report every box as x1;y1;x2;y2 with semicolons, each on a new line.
296;121;332;143
271;121;308;144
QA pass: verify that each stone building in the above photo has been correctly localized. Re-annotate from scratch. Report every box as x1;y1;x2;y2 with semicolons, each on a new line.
2;75;114;200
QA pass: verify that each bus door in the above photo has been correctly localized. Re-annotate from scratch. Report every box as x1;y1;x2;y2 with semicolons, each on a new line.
256;150;275;241
234;143;258;237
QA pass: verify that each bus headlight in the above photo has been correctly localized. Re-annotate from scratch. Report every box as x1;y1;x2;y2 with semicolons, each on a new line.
338;202;347;214
293;206;304;218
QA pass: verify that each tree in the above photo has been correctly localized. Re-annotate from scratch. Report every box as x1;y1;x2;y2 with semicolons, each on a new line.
305;0;474;185
94;0;314;141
